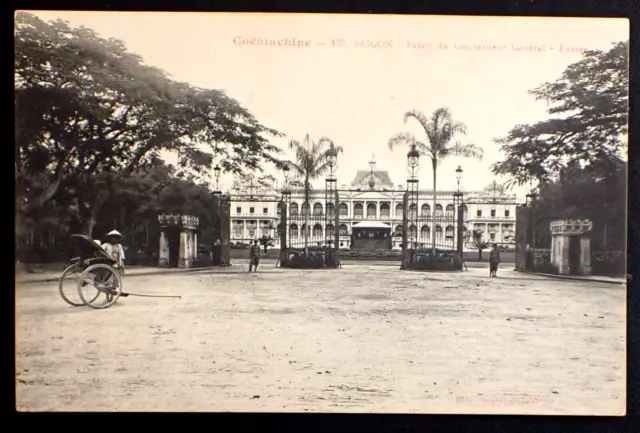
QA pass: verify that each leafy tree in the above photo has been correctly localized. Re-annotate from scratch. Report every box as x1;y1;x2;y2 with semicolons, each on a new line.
388;108;483;251
288;134;343;253
15;12;283;236
491;41;628;187
527;158;626;251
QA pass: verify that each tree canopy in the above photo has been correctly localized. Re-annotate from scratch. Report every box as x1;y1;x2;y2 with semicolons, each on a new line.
388;108;484;171
491;41;629;187
15;12;284;235
288;134;343;200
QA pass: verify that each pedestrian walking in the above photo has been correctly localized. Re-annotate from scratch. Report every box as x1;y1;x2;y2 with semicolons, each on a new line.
489;243;501;277
248;239;260;272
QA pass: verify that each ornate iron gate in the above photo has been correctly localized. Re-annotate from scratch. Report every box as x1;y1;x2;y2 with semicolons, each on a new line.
403;195;461;252
279;177;340;268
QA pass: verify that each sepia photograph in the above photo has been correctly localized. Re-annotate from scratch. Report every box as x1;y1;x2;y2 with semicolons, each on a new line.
15;11;628;415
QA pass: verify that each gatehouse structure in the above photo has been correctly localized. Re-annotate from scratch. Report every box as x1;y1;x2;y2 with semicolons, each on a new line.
157;214;199;268
549;219;593;275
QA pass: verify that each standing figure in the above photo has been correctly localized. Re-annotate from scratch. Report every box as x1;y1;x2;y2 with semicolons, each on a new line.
103;229;125;275
489;243;501;277
248;239;260;272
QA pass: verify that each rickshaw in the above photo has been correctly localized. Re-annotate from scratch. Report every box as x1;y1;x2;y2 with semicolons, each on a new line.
58;234;125;309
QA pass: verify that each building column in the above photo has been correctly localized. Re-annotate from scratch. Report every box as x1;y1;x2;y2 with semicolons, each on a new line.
580;235;591;275
158;230;170;267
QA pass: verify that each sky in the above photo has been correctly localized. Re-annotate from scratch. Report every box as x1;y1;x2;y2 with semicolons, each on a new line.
28;12;628;200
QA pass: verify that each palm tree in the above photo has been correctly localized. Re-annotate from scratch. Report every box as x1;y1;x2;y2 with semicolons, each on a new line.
470;230;490;260
288;134;343;254
388;108;483;251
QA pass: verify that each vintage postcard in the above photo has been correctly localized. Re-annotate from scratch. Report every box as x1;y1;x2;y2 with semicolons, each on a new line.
15;11;628;415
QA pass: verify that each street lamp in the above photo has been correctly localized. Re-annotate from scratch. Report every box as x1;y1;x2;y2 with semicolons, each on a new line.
282;163;290;192
455;165;463;194
213;164;221;193
326;144;338;178
325;145;339;251
453;166;465;264
407;144;420;178
405;144;420;253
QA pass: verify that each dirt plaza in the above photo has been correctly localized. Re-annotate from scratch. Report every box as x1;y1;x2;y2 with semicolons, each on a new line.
16;261;625;415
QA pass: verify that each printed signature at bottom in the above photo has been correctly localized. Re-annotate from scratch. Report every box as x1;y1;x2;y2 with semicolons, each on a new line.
455;394;554;405
423;392;554;404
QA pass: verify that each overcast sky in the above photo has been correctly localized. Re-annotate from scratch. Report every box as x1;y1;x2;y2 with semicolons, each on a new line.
29;12;628;199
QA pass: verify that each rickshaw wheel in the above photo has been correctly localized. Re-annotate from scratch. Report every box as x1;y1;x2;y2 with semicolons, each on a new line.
59;264;99;307
77;263;123;309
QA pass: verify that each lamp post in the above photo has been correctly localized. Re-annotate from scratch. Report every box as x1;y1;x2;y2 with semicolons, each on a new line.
325;145;339;256
406;144;420;251
453;166;464;266
213;164;221;193
525;182;538;249
279;163;292;263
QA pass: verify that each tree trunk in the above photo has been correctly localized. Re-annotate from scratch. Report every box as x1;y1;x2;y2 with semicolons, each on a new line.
431;158;437;252
82;215;97;238
79;191;110;238
478;249;482;260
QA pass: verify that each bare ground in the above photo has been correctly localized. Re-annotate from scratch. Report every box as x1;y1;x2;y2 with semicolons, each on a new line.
15;262;625;414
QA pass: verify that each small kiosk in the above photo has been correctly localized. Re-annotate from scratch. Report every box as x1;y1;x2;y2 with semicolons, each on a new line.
351;221;392;250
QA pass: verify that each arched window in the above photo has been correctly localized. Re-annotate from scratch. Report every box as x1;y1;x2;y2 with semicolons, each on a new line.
338;224;348;236
301;203;310;216
313;224;323;237
380;203;390;218
326;203;335;216
290;224;298;238
420;225;430;238
354;203;364;218
435;204;444;216
290;203;299;216
445;225;455;239
435;225;443;239
409;204;417;218
339;203;349;216
366;203;376;218
395;225;403;236
408;224;417;239
313;203;323;216
421;204;431;217
395;204;404;219
326;224;335;237
445;204;455;216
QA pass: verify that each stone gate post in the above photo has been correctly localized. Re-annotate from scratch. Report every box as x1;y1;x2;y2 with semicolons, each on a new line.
178;215;199;269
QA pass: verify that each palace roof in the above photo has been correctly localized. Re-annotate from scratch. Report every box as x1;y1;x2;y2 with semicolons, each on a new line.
350;170;394;189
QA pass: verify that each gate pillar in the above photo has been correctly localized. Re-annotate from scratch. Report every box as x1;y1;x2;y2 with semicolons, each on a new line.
158;230;170;267
279;200;288;266
178;215;199;269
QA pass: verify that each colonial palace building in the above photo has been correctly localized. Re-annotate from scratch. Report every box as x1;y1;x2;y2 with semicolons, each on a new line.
228;163;517;251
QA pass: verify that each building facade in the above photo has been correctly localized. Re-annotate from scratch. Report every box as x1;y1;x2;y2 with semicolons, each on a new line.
228;165;517;251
